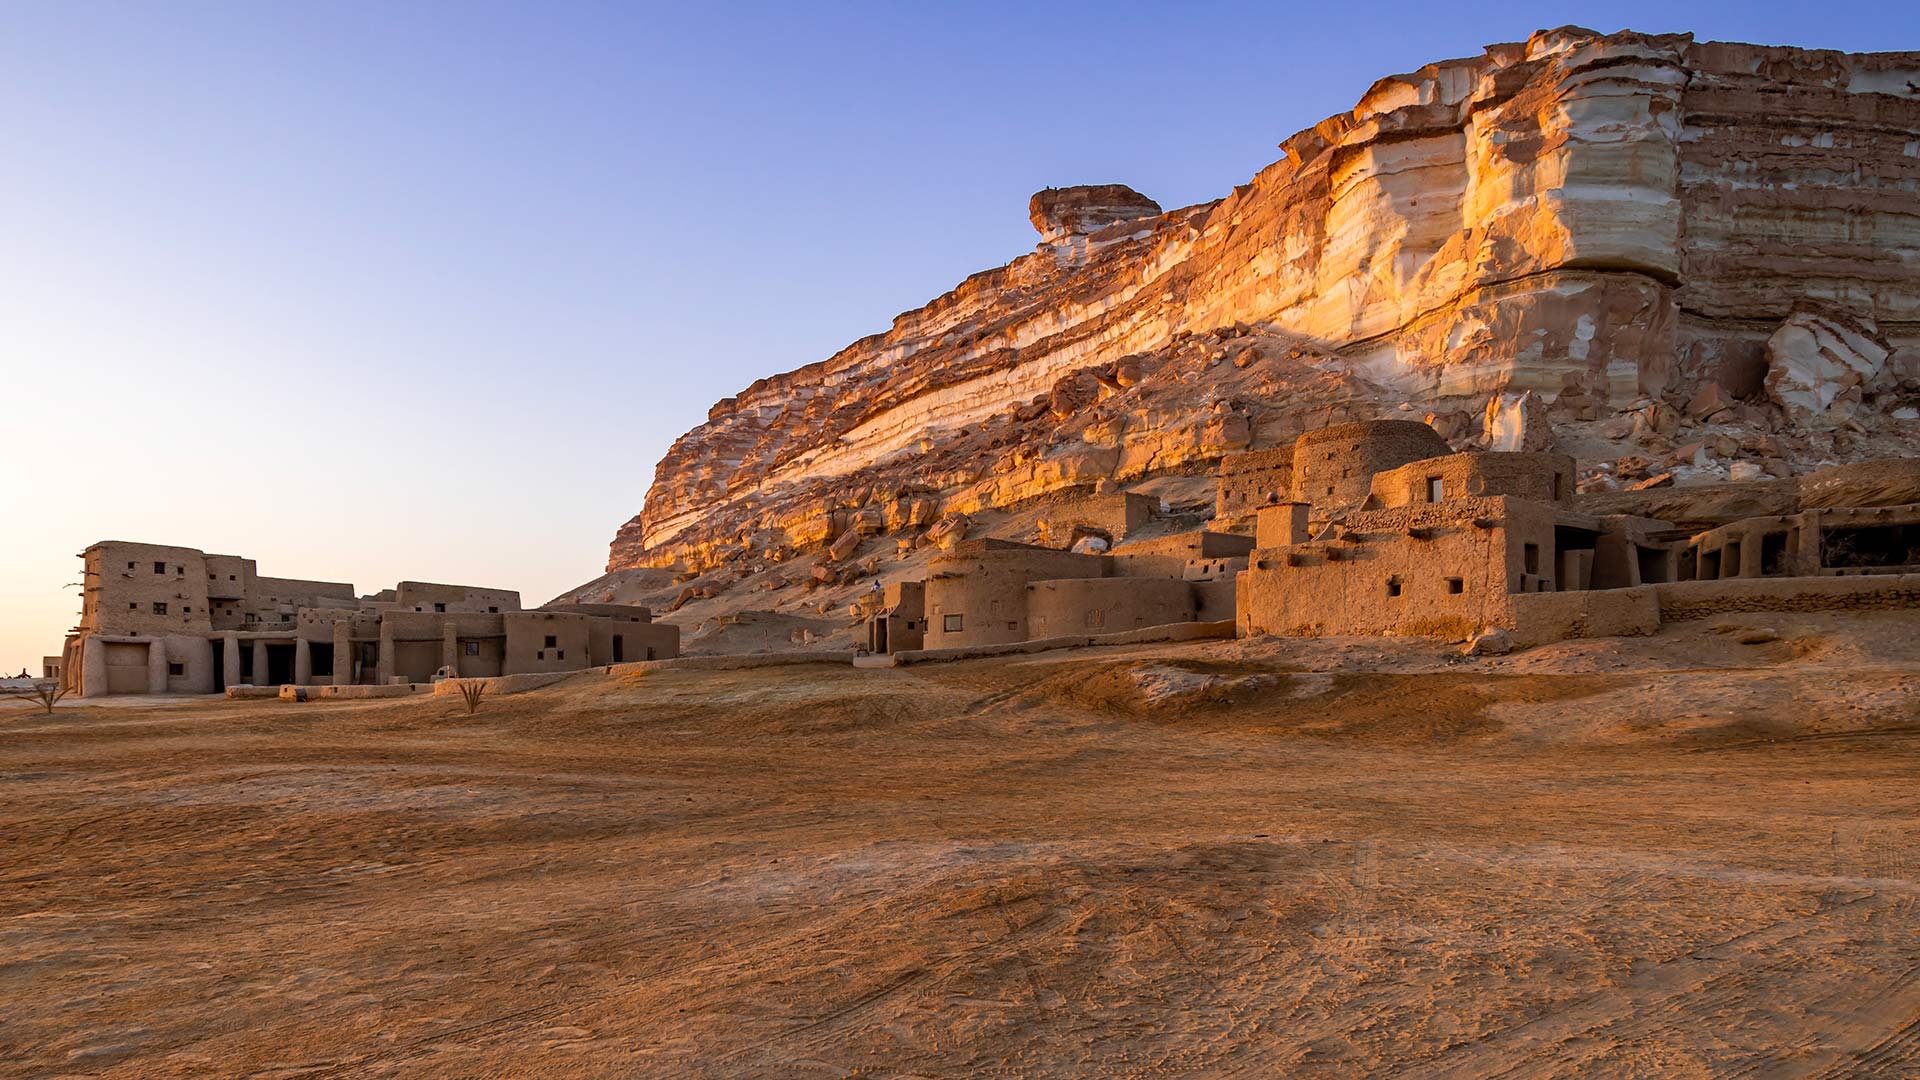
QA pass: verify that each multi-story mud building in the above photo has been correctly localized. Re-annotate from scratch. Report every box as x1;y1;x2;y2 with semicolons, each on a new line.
58;541;677;697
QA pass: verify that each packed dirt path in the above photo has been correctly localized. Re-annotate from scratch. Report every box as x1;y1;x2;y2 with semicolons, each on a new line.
3;610;1919;1078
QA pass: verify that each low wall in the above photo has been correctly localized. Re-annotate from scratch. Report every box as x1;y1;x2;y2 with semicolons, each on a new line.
1504;587;1661;648
1655;574;1920;622
607;650;856;676
430;672;575;696
279;683;425;701
884;620;1235;667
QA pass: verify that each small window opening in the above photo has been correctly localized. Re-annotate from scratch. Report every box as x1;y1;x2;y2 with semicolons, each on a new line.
943;614;963;633
1385;576;1402;598
1523;543;1541;575
1426;477;1444;502
153;561;167;574
488;606;498;613
152;601;168;615
544;635;557;648
1446;577;1464;594
168;663;184;677
464;641;479;656
556;650;565;661
433;602;446;613
1552;473;1564;500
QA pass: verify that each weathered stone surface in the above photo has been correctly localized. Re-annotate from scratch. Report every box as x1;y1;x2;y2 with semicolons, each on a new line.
1484;391;1552;453
1764;305;1894;429
609;27;1920;581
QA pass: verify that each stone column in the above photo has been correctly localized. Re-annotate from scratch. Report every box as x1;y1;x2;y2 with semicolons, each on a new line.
147;639;169;695
1741;535;1766;579
223;634;241;691
80;636;107;699
294;637;311;686
332;622;352;685
377;622;394;685
253;639;270;687
441;622;458;678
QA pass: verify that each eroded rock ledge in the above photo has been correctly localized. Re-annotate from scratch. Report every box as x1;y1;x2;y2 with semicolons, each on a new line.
613;26;1920;584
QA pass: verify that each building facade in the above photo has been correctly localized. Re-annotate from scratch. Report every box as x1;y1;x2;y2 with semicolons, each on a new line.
58;541;678;697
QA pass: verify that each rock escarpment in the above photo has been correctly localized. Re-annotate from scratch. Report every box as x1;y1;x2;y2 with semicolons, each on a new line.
613;27;1920;585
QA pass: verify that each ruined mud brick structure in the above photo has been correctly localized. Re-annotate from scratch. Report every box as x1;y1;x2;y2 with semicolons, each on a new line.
1235;421;1673;641
58;541;678;698
862;580;926;655
1684;505;1920;581
871;530;1251;653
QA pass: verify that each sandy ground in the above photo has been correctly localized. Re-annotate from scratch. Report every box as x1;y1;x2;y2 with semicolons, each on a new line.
2;610;1918;1078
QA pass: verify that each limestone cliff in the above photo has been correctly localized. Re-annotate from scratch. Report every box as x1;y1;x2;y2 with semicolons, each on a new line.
613;27;1920;583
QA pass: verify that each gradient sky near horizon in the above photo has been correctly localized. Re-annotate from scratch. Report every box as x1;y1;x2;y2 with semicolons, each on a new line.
4;1;1917;671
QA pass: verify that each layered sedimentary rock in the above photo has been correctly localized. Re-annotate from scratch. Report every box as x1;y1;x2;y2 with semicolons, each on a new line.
615;27;1920;576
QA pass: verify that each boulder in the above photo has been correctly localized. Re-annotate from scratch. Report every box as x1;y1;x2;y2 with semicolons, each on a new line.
1463;628;1513;656
1686;382;1739;422
1763;305;1892;429
926;512;970;552
1484;391;1552;452
826;529;863;563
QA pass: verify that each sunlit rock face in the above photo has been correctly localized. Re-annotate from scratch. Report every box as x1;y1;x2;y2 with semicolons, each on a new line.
615;27;1920;574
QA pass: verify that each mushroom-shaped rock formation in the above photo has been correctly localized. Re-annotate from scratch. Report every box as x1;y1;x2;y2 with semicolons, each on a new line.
1028;184;1162;244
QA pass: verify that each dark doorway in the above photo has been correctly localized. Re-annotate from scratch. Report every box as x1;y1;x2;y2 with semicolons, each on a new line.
1821;524;1920;570
210;640;226;692
265;643;296;686
612;635;625;663
309;642;334;682
352;642;379;684
1760;532;1789;576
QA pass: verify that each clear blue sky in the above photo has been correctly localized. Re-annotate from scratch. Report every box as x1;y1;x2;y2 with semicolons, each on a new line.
3;1;1915;670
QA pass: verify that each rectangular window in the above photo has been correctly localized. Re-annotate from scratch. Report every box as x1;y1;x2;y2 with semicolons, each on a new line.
1523;543;1541;575
168;663;184;676
943;614;963;633
556;650;564;660
152;601;168;615
1426;477;1444;502
464;641;479;656
245;612;256;624
1446;577;1464;594
128;602;138;611
433;602;446;613
544;635;557;648
153;561;167;574
488;606;498;613
1552;474;1565;500
127;561;135;570
536;650;544;660
1386;576;1402;598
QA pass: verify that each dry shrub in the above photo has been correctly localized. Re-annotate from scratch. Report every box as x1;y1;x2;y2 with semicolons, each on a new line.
458;680;486;715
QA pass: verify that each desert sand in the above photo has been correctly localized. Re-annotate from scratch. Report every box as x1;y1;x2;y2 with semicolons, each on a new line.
3;610;1918;1077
